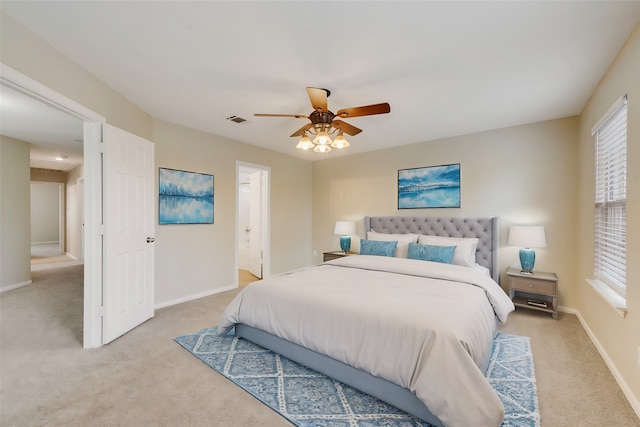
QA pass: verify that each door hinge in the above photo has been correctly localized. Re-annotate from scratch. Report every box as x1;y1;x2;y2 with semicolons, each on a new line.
98;142;105;153
99;224;105;235
98;306;105;317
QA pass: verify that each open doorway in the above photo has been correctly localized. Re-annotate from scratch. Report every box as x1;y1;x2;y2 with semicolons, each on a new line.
1;82;85;349
1;64;105;348
237;162;270;287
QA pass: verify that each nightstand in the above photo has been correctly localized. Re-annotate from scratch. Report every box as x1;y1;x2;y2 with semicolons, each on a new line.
323;251;357;262
506;267;558;319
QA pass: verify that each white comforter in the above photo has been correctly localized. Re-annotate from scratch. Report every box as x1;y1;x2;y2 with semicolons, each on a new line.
218;255;515;427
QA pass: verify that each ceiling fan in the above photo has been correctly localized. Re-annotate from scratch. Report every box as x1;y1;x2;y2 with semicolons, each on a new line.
254;87;391;153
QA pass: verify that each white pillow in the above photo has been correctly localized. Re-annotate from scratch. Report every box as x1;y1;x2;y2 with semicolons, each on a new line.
367;231;419;258
417;235;479;267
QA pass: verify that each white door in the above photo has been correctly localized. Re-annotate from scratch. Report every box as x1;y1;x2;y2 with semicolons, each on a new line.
102;124;155;344
248;170;262;278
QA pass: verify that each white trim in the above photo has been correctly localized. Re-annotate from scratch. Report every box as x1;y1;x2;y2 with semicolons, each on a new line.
0;64;104;123
574;310;640;419
558;305;578;315
0;280;32;293
83;122;103;348
591;94;628;135
586;279;627;318
154;285;238;310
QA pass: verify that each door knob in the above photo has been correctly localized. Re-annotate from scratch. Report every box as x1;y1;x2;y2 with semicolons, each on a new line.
146;237;155;243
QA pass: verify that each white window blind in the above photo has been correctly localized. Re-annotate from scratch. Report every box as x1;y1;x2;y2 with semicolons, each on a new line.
592;95;627;297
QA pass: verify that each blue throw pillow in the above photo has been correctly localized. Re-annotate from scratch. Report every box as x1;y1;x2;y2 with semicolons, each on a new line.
359;239;398;257
407;242;457;264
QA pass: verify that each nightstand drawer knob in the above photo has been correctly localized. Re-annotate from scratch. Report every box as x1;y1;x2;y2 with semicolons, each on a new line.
529;284;533;288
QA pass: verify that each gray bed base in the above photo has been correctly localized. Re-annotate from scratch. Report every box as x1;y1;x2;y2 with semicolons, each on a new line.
236;323;444;427
235;216;500;427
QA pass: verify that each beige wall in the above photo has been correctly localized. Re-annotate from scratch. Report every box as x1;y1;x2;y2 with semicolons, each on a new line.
313;117;579;300
66;164;84;259
577;25;640;411
0;136;31;291
153;119;313;306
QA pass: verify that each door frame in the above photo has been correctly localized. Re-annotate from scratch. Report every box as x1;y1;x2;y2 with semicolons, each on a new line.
1;64;106;348
236;161;270;284
77;177;84;262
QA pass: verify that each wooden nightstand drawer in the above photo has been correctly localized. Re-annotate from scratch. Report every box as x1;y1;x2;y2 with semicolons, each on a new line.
323;251;357;262
506;267;558;319
509;277;555;295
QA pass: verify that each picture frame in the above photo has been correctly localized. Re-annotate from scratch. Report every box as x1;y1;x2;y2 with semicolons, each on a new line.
398;163;461;209
159;167;214;224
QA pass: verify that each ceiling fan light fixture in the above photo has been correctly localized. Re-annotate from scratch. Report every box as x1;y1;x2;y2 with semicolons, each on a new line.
313;131;332;146
296;135;314;150
331;134;350;149
314;144;331;153
254;87;390;155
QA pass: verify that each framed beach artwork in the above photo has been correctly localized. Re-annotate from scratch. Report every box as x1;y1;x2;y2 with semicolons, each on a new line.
397;163;461;209
159;168;214;224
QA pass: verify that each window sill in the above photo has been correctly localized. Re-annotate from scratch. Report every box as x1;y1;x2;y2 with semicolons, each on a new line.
586;279;627;318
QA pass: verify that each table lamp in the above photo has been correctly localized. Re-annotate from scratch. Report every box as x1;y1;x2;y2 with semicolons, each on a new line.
334;221;356;253
508;225;546;274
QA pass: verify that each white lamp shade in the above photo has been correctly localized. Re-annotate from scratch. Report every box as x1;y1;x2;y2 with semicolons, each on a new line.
313;131;332;146
334;221;356;236
508;226;547;248
296;136;314;150
331;134;350;149
314;144;331;153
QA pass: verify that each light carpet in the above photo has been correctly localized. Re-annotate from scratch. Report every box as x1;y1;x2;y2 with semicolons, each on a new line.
174;329;540;427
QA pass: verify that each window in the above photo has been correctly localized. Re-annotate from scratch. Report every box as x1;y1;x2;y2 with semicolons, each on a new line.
592;95;627;297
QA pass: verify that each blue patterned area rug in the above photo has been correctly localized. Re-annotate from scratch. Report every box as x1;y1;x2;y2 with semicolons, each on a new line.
174;329;540;427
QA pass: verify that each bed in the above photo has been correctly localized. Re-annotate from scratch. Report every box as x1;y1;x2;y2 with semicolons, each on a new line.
219;216;514;426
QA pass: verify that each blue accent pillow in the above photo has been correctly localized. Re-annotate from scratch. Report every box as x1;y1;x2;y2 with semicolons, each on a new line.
407;242;457;264
359;239;398;257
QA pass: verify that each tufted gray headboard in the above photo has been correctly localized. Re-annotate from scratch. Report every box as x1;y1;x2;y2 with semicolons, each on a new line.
364;216;500;282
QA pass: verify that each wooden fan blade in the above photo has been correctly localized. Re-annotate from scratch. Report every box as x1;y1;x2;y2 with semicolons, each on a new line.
336;103;391;118
332;120;362;136
306;87;328;112
254;113;308;118
290;123;313;137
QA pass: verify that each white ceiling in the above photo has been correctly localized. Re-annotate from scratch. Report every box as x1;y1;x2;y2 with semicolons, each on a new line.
0;83;83;171
1;1;639;162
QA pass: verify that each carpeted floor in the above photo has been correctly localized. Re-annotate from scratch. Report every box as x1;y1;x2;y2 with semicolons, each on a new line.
31;243;83;271
1;265;638;426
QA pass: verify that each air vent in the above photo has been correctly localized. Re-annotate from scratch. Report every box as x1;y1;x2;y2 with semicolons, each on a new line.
226;115;247;124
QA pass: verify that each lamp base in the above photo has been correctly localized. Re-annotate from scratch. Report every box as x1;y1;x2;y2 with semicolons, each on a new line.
519;248;536;274
339;236;351;253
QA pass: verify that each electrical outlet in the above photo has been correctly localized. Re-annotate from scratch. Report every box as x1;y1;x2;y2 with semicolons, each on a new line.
312;249;318;257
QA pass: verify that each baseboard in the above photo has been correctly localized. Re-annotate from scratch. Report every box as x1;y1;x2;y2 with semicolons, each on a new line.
31;241;59;245
573;309;640;419
0;280;32;293
65;252;79;260
558;305;578;315
154;284;238;310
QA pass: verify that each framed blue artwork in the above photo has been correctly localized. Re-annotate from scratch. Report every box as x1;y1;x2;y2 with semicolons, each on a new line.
398;163;461;209
159;168;214;224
